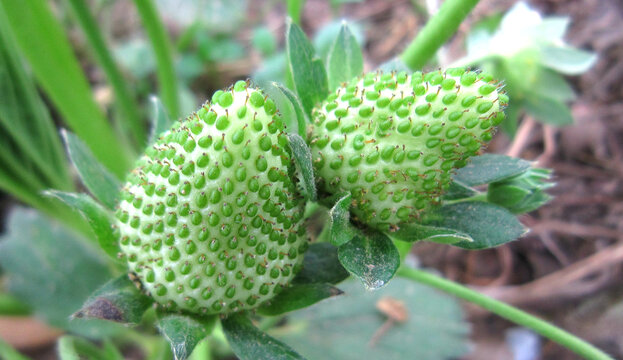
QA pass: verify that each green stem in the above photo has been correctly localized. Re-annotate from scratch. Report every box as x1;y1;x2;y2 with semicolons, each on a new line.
398;266;613;360
401;0;480;69
133;0;179;118
65;0;145;148
286;0;304;25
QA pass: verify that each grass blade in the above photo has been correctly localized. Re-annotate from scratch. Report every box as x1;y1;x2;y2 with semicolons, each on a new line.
133;0;180;119
64;0;145;147
0;0;132;177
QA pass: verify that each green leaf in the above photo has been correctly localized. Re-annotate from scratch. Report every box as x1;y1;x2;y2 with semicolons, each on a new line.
287;134;317;201
293;243;350;285
328;192;356;246
524;95;574;126
61;130;121;210
73;275;153;324
0;339;31;360
149;96;172;145
269;82;309;137
0;208;115;336
133;0;180;118
252;26;277;57
539;45;597;75
257;283;343;316
453;154;532;186
44;191;120;260
278;278;470;360
63;0;144;147
57;336;116;360
423;202;527;249
0;0;132;177
533;68;575;102
58;337;80;360
338;231;400;290
157;313;217;360
392;223;473;245
313;20;365;60
222;313;306;360
286;20;328;117
0;293;30;316
442;180;478;200
327;23;364;91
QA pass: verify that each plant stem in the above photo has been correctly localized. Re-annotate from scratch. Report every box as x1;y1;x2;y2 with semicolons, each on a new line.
397;266;613;360
65;0;145;148
133;0;179;119
286;0;305;25
401;0;480;69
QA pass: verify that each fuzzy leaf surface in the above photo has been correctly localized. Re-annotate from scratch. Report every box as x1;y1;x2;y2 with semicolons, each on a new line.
423;201;527;249
392;223;473;245
327;23;363;91
338;231;399;290
257;283;343;316
286;21;328;117
73;275;153;324
328;192;356;247
270;82;308;137
288;133;317;201
62;130;120;210
0;208;117;337
453;154;532;186
293;242;349;285
44;191;119;259
157;313;217;360
222;313;306;360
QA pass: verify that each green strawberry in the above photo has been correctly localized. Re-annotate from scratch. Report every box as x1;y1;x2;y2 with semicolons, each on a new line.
115;81;307;315
309;68;507;231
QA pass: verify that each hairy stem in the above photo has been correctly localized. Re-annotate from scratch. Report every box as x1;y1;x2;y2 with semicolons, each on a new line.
398;266;613;360
401;0;480;69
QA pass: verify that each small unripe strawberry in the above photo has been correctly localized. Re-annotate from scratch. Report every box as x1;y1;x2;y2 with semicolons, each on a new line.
309;68;507;231
116;81;307;315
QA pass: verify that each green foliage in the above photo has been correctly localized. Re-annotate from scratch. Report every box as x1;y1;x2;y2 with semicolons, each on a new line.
257;283;343;316
292;243;349;285
452;154;532;186
73;275;154;324
338;231;400;290
455;2;597;133
222;313;305;360
0;0;132;176
0;339;31;360
288;133;317;200
61;130;121;210
157;313;217;360
0;208;119;337
328;192;357;247
286;21;329;117
488;167;554;214
326;23;364;91
279;278;470;360
44;191;120;260
421;202;527;250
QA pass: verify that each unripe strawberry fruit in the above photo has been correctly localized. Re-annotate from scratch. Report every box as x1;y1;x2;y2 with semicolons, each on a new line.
115;81;307;315
309;68;507;231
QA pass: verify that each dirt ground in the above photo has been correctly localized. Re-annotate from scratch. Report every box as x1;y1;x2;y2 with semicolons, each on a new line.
4;0;623;359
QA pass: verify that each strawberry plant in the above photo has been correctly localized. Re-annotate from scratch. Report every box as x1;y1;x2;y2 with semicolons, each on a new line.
0;0;612;360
